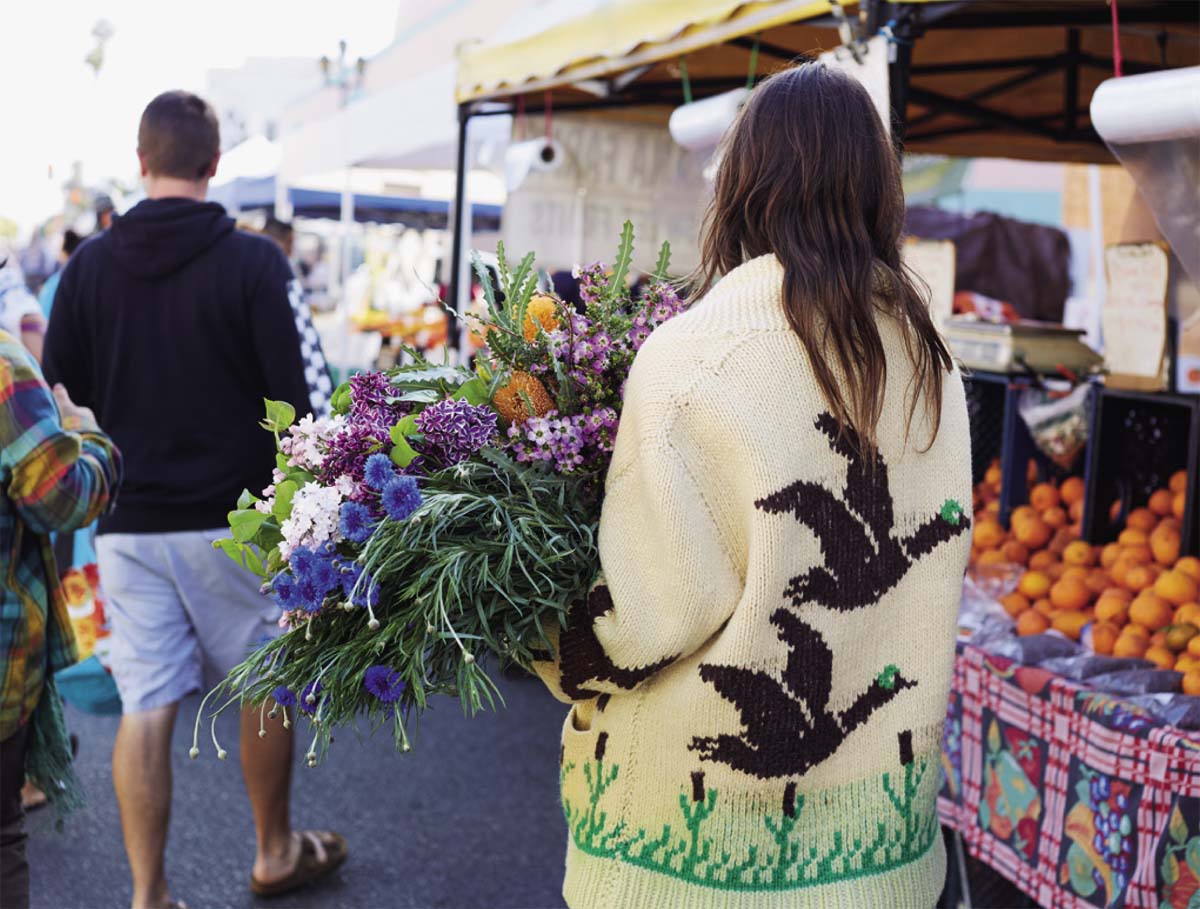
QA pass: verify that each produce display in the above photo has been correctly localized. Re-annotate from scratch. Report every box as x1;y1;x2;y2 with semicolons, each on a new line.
969;462;1198;694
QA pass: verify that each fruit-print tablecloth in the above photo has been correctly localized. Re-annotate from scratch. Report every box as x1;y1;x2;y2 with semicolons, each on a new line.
939;643;1200;909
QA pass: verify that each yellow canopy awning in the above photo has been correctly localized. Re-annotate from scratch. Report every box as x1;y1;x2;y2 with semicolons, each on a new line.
456;0;838;103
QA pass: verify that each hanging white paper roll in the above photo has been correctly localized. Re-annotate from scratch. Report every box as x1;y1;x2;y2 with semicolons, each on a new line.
504;138;565;191
668;88;750;152
1091;67;1200;144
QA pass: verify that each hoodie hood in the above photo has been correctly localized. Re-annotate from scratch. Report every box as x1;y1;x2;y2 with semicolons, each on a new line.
106;198;234;279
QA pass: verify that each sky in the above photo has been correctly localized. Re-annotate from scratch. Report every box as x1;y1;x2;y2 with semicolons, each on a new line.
0;1;404;234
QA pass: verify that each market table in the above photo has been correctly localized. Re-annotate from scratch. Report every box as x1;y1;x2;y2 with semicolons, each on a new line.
939;643;1200;909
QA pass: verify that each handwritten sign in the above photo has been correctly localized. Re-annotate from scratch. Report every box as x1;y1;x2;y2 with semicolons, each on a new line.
1103;243;1169;390
502;115;708;274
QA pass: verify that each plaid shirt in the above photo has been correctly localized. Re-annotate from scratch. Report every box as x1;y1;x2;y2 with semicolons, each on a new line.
0;330;120;740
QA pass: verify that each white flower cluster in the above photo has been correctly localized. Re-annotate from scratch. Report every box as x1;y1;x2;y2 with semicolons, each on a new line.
279;481;344;559
281;414;343;472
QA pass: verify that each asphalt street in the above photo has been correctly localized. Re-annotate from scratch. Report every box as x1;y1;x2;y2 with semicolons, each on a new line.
26;670;570;909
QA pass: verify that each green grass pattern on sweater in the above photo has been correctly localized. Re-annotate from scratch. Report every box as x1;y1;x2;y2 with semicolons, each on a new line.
561;756;939;891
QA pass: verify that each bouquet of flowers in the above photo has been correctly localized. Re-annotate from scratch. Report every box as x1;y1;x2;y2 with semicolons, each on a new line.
194;223;685;764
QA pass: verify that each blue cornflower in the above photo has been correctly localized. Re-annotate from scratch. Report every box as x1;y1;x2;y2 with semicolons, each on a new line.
381;476;422;522
295;578;324;613
300;680;323;714
363;453;396;491
363;666;406;703
339;500;375;543
271;686;296;707
270;572;299;610
289;546;319;579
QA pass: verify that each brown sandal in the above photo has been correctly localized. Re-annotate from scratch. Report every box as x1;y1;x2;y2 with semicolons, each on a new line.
249;830;347;897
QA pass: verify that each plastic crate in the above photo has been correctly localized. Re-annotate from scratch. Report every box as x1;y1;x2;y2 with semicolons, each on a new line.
1081;388;1199;555
963;373;1006;486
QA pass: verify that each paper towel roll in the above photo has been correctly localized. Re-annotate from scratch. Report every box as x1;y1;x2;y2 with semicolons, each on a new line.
668;88;750;152
1092;67;1200;144
505;138;565;190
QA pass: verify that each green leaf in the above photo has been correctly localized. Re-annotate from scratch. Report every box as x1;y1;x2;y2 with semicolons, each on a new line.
273;480;297;520
389;363;469;389
606;221;635;304
1067;842;1098;897
1188;889;1200;909
652;240;672;283
1162;852;1180;887
1170;804;1189;845
261;399;296;432
471;251;500;321
389;416;420;469
330;381;352;415
395;388;442;404
454;377;489;406
229;508;269;543
1187;836;1200;879
236;488;258;510
276;452;290;472
213;537;244;564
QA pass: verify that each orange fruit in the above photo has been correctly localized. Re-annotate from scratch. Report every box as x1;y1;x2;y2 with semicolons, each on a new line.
985;500;1001;514
1050;576;1091;611
1027;460;1039;484
1060;477;1085;506
1000;541;1030;566
1113;633;1148;658
1033;598;1056;618
1030;482;1060;511
1029;550;1058;571
973;519;1006;550
1129;592;1174;631
1052;610;1090;641
1163;622;1199;652
1109;500;1123;522
1043;507;1068;529
1100;543;1123;569
1144;645;1175;670
1181;669;1200;696
1123;564;1156;593
1011;505;1038;526
1175;603;1200;626
1086;570;1112;596
1069;500;1084;523
1016;610;1050;636
978;550;1009;567
1047;562;1068;581
1091;622;1120;655
1062;565;1089;582
1127;508;1158;532
984;462;1002;489
1173;492;1186;521
1155;569;1199;606
1014;518;1051;550
1169;470;1188;495
1062;541;1096;567
1148;488;1174;517
1018;571;1052;600
1120;544;1153;565
1000;592;1031;618
1175;654;1200;674
1150;527;1181;566
1095;595;1130;625
1189;634;1200;658
1175;557;1200;583
1118;528;1149;547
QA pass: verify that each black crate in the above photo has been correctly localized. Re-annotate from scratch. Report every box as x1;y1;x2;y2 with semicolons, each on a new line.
964;373;1006;487
1081;388;1199;555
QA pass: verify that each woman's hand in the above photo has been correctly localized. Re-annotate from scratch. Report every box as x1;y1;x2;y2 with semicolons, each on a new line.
52;383;98;432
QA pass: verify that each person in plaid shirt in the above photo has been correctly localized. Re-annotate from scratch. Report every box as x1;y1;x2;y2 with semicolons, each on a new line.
0;328;120;909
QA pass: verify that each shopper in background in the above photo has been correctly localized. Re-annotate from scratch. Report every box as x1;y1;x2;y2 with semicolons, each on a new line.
43;90;345;909
93;193;115;233
0;257;46;361
37;229;84;320
0;329;120;909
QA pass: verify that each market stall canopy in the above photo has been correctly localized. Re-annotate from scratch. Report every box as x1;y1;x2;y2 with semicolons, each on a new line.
455;0;1199;164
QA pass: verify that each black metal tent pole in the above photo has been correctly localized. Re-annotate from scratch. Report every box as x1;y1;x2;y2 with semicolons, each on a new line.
446;102;472;354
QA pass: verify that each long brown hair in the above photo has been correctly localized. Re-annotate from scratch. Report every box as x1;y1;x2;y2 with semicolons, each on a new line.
693;62;953;455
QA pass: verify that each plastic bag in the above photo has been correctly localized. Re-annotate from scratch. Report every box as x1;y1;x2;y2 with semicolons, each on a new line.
1018;383;1092;470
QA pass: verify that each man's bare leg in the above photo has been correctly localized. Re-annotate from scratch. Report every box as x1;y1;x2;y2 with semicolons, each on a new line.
240;703;300;883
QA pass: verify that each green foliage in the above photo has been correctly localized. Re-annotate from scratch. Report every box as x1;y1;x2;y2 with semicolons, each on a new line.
389;415;420;468
652;239;672;284
261;399;295;434
606;220;635;304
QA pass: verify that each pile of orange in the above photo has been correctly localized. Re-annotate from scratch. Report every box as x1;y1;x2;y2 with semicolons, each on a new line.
972;463;1199;696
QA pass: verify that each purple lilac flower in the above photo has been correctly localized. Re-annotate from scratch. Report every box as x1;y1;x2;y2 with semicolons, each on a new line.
320;422;387;491
363;453;395;490
382;476;422;521
349;371;399;428
339;501;375;543
363;666;406;703
271;686;296;708
300;680;323;714
414;399;498;467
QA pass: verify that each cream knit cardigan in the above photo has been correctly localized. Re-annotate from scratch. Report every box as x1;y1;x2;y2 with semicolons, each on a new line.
534;253;972;909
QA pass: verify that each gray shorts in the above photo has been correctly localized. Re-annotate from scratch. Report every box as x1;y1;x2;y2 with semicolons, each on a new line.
96;530;281;714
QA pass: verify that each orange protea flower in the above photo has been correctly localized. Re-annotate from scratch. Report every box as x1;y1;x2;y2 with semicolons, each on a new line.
522;294;559;341
494;371;554;425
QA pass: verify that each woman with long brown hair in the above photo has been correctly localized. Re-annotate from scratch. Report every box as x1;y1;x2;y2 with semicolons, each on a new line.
534;62;972;908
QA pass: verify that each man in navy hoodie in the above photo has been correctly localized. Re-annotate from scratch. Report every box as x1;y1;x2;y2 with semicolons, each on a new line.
44;91;345;909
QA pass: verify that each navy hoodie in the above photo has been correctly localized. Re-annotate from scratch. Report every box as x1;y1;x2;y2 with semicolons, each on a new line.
43;198;311;534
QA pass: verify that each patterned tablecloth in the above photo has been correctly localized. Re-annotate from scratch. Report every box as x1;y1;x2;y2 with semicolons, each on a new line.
939;644;1200;909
